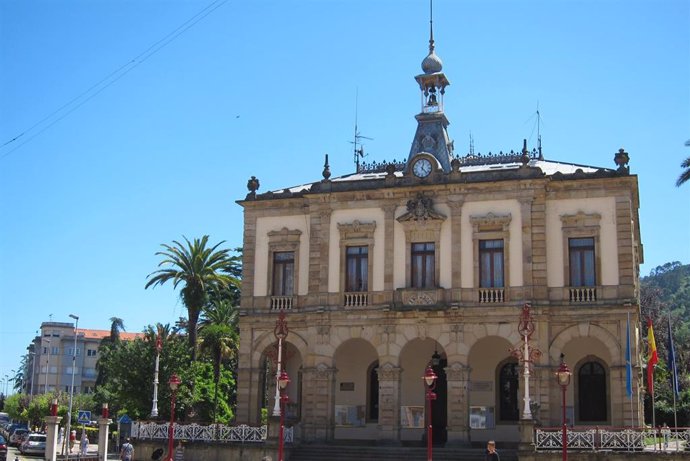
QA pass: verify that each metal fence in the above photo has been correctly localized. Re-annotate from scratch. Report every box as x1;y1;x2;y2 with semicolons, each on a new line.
131;421;293;444
535;427;690;452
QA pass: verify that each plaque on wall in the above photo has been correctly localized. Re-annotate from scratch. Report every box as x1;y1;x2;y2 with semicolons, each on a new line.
339;382;355;391
469;381;493;392
400;406;425;428
469;406;495;429
335;405;365;426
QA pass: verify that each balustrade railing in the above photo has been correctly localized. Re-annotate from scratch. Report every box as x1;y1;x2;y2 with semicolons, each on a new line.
535;427;690;452
343;292;368;307
131;421;293;444
478;288;504;303
569;286;597;303
270;296;294;310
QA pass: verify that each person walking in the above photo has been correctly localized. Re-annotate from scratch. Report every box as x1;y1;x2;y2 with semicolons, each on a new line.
485;440;500;460
120;438;134;461
80;431;89;456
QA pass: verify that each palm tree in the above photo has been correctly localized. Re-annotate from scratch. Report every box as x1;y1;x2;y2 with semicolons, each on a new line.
677;140;690;186
109;317;125;342
145;236;238;360
198;299;238;423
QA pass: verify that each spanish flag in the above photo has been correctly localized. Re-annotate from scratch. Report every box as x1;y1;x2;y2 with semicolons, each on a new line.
647;318;658;395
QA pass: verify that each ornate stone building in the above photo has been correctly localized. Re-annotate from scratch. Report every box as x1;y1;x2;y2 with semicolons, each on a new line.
235;18;643;447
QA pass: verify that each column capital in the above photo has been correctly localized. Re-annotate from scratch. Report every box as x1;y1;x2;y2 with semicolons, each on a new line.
377;362;402;380
44;415;63;424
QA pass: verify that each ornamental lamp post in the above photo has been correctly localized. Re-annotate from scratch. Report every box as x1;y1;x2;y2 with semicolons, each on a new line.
423;364;438;461
64;313;79;455
277;370;290;461
555;354;571;461
272;311;289;417
166;374;182;461
151;335;163;418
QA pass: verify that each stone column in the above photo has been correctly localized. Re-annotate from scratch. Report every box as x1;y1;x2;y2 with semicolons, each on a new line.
376;363;402;444
97;417;112;461
382;203;397;294
518;420;535;452
447;198;463;301
300;364;336;442
445;362;470;446
44;415;62;461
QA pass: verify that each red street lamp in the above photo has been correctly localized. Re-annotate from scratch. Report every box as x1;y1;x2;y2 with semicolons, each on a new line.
555;354;571;461
277;370;290;461
422;365;438;461
166;374;182;461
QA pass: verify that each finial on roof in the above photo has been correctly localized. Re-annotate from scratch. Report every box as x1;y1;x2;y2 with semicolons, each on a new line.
429;0;435;53
521;139;529;165
421;0;443;74
322;154;331;181
614;148;629;174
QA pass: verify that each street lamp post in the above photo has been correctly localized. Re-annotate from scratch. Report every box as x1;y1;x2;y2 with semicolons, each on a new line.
277;370;290;461
423;365;438;461
43;338;51;393
509;303;542;420
272;311;289;417
64;313;79;455
29;350;37;397
555;354;571;461
151;335;162;418
166;374;182;461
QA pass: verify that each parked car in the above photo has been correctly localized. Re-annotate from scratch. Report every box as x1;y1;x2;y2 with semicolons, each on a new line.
0;435;8;461
19;434;46;456
9;428;29;447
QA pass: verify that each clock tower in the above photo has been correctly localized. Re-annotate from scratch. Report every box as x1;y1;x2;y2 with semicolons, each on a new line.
406;1;454;174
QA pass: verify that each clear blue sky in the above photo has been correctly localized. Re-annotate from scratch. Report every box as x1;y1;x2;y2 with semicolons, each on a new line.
1;0;688;390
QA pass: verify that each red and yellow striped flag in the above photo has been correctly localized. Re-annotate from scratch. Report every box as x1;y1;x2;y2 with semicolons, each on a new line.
647;318;658;395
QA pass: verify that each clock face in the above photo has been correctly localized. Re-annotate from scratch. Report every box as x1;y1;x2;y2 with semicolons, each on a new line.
413;158;432;178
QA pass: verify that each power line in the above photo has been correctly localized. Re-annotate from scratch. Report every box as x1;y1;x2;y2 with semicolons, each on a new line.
1;0;229;160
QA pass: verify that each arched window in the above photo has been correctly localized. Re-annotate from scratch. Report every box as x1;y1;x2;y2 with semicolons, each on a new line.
498;360;519;421
578;361;607;422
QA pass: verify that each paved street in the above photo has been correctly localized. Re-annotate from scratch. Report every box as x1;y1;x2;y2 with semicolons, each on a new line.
7;441;100;461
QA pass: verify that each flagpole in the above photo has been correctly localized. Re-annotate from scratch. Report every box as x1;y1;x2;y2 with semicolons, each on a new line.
668;312;679;452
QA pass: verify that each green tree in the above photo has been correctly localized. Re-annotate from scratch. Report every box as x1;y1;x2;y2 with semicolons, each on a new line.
109;317;125;342
198;299;238;423
145;236;238;360
676;140;690;187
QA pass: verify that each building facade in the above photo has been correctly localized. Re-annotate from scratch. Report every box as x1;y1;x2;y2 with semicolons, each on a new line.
24;322;141;396
234;23;643;446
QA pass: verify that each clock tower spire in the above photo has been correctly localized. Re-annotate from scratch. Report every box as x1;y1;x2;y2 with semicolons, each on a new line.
407;0;454;173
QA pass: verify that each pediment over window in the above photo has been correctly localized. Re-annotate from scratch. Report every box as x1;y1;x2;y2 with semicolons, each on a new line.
268;227;302;243
469;212;512;232
337;220;376;240
560;211;601;229
397;193;447;223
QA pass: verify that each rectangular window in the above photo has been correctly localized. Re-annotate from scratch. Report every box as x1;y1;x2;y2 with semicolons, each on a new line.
569;237;595;286
66;347;81;356
51;347;59;355
272;251;295;296
87;349;97;357
43;347;49;354
411;242;435;288
345;246;368;292
479;239;504;287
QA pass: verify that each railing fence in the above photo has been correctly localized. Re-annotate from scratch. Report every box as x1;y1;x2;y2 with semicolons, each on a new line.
131;421;293;444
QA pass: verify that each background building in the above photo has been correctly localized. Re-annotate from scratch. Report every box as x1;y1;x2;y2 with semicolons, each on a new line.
23;321;141;395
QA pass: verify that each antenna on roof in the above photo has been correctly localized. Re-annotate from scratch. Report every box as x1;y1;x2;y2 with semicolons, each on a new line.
469;131;475;156
527;102;545;160
351;88;373;172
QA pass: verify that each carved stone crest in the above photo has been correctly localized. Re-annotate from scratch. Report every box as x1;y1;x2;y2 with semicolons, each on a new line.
397;193;446;222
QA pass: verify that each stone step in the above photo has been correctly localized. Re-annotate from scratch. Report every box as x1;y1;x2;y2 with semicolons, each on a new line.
288;444;518;461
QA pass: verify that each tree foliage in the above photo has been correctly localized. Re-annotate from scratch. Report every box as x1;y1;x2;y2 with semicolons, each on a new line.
641;262;690;426
145;236;240;360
